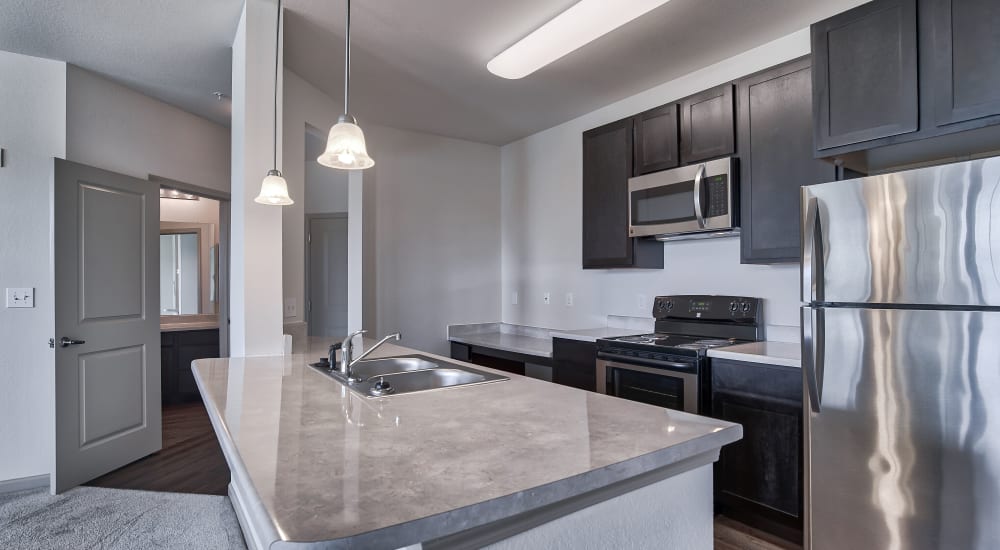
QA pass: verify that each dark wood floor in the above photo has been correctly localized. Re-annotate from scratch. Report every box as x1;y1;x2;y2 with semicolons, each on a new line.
85;402;230;496
714;515;802;550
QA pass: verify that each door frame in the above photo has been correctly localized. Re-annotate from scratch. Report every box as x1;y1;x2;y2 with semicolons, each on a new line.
304;212;349;337
149;175;231;357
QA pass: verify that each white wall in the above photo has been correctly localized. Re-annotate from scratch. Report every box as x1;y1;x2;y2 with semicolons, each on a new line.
0;51;66;483
229;0;285;357
282;70;502;354
160;196;221;228
502;30;816;341
366;124;503;355
66;66;230;193
304;130;349;214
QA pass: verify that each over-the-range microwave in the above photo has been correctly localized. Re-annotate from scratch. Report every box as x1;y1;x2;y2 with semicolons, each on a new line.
628;157;738;241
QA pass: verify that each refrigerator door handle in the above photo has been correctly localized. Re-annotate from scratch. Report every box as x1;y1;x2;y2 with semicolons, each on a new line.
801;195;825;303
802;307;825;413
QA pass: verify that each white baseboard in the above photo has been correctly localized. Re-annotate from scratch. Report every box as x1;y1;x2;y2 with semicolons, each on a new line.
0;474;49;495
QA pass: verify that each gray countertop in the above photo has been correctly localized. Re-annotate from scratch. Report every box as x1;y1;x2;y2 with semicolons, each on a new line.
707;341;801;368
192;339;740;548
447;323;649;357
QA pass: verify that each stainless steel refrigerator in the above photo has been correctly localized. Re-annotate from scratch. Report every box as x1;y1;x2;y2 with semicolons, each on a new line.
801;156;1000;550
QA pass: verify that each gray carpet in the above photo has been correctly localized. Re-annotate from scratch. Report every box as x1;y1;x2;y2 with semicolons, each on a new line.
0;486;246;549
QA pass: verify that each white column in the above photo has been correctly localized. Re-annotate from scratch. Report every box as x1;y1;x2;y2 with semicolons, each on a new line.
230;0;284;357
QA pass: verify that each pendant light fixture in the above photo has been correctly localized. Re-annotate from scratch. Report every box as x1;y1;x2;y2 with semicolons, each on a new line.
317;0;375;170
255;0;294;206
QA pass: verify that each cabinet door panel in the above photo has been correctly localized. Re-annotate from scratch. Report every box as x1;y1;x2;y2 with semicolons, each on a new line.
583;119;634;268
716;391;802;518
681;84;735;164
552;338;597;392
738;58;837;263
933;0;1000;126
812;0;918;149
634;103;680;175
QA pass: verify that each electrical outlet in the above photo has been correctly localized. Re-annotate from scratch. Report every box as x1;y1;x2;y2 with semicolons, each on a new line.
511;291;519;306
5;288;34;308
565;293;574;307
636;294;648;312
543;292;551;305
283;297;296;318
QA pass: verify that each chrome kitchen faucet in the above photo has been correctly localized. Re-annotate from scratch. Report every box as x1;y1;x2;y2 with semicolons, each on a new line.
337;330;402;382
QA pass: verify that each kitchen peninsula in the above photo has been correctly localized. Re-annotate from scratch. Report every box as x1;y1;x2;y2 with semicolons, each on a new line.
193;339;741;549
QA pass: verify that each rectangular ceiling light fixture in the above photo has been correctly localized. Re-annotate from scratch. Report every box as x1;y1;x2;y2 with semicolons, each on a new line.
487;0;672;79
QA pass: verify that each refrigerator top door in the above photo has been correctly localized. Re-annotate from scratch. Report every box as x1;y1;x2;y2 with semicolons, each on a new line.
805;306;1000;550
801;156;1000;307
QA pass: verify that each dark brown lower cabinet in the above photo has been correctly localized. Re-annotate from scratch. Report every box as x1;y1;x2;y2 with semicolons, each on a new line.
711;358;803;545
161;329;220;405
551;338;597;392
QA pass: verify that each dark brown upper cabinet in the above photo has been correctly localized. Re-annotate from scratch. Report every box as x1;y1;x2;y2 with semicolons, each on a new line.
582;118;663;269
812;0;919;151
931;0;1000;127
680;83;736;164
633;103;680;175
738;57;838;264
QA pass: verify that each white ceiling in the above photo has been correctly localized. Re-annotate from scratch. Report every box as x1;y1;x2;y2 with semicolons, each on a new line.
0;0;867;144
0;0;243;126
283;0;870;145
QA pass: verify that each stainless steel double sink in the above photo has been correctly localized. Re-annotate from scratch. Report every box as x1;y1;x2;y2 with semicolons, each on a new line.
310;354;508;398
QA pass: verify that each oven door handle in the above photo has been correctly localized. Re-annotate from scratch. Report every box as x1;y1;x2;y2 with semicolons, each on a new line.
596;353;698;373
693;164;707;228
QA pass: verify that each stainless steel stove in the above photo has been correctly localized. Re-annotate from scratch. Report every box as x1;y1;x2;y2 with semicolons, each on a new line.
596;295;764;414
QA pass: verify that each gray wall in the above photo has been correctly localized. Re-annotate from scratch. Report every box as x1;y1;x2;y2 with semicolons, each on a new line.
66;65;231;193
0;51;66;484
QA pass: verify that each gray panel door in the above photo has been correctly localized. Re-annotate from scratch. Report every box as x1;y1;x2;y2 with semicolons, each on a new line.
802;156;1000;307
308;215;349;337
53;159;161;493
804;306;1000;550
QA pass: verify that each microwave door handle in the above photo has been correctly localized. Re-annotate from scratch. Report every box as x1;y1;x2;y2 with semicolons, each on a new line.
693;164;707;228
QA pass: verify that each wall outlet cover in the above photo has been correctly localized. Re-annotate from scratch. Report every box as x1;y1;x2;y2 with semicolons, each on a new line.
511;291;519;306
5;288;34;308
283;297;296;318
543;292;551;305
565;292;574;307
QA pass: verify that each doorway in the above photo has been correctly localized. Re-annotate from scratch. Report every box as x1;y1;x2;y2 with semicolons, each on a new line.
303;128;351;338
306;214;349;337
52;160;232;494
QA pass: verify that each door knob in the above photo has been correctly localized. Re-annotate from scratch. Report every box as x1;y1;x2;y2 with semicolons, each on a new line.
60;337;86;347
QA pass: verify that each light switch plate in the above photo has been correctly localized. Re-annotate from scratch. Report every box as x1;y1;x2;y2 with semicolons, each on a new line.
6;288;34;308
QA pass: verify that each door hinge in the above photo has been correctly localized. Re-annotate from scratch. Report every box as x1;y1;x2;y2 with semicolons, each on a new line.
307;232;312;244
48;338;55;349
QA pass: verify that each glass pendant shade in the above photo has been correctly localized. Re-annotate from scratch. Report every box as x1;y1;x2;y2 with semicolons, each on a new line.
255;170;294;205
317;118;375;170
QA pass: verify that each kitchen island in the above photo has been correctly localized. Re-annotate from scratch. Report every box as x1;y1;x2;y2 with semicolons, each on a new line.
192;338;741;549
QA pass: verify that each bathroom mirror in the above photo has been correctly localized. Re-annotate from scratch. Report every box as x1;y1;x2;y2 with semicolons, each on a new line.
160;223;218;316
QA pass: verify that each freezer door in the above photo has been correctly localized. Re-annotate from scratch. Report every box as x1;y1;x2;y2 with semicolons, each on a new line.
800;156;1000;306
803;306;1000;550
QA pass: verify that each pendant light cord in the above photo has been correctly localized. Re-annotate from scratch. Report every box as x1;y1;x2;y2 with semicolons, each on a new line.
344;0;351;116
273;0;282;169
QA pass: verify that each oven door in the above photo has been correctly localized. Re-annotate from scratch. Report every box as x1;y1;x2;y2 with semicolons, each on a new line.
628;157;736;238
596;358;699;414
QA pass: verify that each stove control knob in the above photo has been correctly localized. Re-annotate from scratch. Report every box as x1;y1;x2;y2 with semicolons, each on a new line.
742;302;751;313
655;299;664;311
666;300;673;310
730;301;738;312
